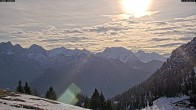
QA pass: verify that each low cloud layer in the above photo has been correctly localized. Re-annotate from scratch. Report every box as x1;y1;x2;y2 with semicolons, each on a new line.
2;15;194;54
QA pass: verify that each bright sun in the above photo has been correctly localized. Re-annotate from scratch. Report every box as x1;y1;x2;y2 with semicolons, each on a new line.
121;0;152;18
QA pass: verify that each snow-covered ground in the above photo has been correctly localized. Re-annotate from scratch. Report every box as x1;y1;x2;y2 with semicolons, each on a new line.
0;89;89;110
142;96;196;110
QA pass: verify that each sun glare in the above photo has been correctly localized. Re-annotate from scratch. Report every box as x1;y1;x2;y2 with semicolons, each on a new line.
121;0;152;18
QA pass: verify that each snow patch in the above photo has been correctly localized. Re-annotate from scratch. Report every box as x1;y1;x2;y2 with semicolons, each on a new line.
142;96;195;110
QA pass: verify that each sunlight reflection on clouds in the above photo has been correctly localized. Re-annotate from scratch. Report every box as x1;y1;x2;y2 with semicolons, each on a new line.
1;15;196;55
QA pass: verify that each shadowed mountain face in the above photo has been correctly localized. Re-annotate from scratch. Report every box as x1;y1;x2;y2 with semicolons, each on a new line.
113;38;196;109
0;42;164;97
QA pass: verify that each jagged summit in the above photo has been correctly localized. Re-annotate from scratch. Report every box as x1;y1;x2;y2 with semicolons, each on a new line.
28;44;47;54
97;47;166;63
96;47;139;63
0;41;12;46
0;41;19;55
103;47;133;54
0;41;13;50
48;47;91;57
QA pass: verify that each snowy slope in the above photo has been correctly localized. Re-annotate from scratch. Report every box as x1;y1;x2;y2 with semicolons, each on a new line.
0;89;89;110
142;96;195;110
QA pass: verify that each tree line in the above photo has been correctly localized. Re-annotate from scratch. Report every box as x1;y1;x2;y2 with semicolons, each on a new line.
16;81;113;110
16;80;57;101
76;88;113;110
114;67;196;110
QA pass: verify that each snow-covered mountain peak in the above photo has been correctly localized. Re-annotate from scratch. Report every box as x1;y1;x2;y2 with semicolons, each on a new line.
27;44;48;64
96;47;166;63
0;41;166;63
48;47;90;58
134;50;167;63
96;47;138;63
103;47;133;54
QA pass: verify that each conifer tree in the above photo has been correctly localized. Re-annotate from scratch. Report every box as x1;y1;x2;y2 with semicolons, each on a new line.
32;88;39;96
191;69;196;92
106;100;112;110
45;87;57;100
16;80;24;93
190;69;196;107
84;96;90;108
24;82;31;94
90;88;100;110
100;92;106;110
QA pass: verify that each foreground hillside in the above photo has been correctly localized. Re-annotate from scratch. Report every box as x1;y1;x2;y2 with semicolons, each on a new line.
0;89;88;110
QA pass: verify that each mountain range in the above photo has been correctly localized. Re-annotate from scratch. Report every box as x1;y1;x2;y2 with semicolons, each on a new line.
97;47;167;63
0;42;166;97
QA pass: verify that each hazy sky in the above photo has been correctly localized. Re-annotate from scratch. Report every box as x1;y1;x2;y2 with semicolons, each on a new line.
0;0;196;54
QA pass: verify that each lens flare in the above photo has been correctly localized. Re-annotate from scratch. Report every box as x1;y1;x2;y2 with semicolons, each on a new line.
58;83;81;105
